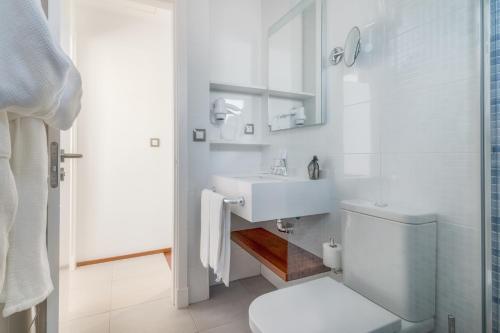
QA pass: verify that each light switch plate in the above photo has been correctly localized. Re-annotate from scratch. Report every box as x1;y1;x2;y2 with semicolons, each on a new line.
150;138;160;147
193;129;206;142
244;124;254;135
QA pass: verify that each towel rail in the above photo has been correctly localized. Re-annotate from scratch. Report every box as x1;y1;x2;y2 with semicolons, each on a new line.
223;197;245;206
211;187;245;206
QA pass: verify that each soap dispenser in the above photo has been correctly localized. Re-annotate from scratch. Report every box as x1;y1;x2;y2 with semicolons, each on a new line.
308;156;320;180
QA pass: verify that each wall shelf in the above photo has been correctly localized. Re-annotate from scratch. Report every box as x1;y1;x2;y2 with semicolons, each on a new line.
210;82;316;101
209;140;270;147
268;89;315;100
231;228;330;281
210;81;267;95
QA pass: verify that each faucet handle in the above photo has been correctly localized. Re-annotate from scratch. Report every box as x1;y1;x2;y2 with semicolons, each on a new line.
272;158;283;167
280;150;288;160
271;157;288;176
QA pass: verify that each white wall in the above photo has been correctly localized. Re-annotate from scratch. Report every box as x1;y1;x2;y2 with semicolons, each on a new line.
209;0;263;86
185;0;211;303
184;0;267;302
261;0;482;332
74;0;174;261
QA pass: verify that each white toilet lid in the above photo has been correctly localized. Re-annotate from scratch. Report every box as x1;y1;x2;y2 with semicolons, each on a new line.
249;277;402;333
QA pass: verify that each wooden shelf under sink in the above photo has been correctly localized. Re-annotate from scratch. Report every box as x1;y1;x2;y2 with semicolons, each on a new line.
231;228;330;282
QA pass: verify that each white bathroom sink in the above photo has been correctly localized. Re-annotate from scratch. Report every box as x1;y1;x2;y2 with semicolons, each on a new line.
212;174;331;222
231;175;289;182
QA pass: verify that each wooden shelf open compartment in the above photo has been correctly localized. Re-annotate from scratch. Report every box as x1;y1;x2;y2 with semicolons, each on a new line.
231;228;330;282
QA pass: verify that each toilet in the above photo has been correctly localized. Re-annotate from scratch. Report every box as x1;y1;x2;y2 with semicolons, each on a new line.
249;200;437;333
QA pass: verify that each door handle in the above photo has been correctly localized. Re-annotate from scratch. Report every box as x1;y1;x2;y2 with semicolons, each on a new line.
50;142;59;188
60;149;83;162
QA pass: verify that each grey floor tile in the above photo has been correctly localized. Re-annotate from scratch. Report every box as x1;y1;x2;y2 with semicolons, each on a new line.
189;281;254;331
239;276;276;298
110;298;197;333
199;311;251;333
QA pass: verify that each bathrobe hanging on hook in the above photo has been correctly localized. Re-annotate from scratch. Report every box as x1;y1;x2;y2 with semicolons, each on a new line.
0;0;82;317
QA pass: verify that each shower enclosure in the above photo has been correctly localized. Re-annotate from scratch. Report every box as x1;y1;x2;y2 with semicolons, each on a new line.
490;1;500;332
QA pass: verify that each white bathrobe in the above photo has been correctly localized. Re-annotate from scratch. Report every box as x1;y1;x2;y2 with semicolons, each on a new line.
0;0;82;317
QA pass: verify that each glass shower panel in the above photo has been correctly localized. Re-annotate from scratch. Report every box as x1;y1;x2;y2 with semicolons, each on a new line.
491;1;500;331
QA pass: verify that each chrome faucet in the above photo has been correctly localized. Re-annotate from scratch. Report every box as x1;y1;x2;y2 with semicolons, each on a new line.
271;158;288;176
271;151;288;176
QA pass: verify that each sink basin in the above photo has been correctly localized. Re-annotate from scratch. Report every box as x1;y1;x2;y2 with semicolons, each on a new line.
212;174;331;222
231;175;289;182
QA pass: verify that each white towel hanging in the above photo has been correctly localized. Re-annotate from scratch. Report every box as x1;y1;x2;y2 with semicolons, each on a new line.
200;190;232;287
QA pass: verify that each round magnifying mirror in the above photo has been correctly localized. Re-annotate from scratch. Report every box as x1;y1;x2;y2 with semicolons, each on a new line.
344;27;361;67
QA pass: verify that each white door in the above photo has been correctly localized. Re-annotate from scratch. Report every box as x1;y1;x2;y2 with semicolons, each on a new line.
46;130;61;333
43;1;185;330
45;0;61;331
45;1;80;332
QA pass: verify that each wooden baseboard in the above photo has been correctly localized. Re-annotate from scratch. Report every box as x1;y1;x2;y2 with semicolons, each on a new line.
164;251;172;269
77;248;172;267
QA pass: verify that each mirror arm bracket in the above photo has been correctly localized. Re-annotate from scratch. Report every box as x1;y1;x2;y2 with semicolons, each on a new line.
329;47;344;66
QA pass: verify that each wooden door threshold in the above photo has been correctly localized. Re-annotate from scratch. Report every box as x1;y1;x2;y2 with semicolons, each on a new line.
77;248;172;267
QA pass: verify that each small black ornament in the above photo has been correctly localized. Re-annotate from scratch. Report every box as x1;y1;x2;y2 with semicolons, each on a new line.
308;156;320;180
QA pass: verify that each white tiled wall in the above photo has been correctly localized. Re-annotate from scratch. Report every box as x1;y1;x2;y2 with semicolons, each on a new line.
260;0;482;331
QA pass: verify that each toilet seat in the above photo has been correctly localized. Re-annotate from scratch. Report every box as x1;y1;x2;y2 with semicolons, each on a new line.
249;277;403;333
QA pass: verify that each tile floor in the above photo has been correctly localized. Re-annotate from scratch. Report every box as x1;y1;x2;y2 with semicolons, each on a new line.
59;254;276;333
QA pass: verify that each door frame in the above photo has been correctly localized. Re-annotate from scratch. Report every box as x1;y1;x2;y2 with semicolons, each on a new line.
45;0;189;329
482;0;492;332
170;0;189;309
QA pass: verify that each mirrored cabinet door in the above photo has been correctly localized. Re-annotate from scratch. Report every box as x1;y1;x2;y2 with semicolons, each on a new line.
267;0;325;132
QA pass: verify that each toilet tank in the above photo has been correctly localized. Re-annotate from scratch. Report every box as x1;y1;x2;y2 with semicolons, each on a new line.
341;200;437;322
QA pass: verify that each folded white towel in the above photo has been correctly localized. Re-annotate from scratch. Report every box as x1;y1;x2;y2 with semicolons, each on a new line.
0;0;82;317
